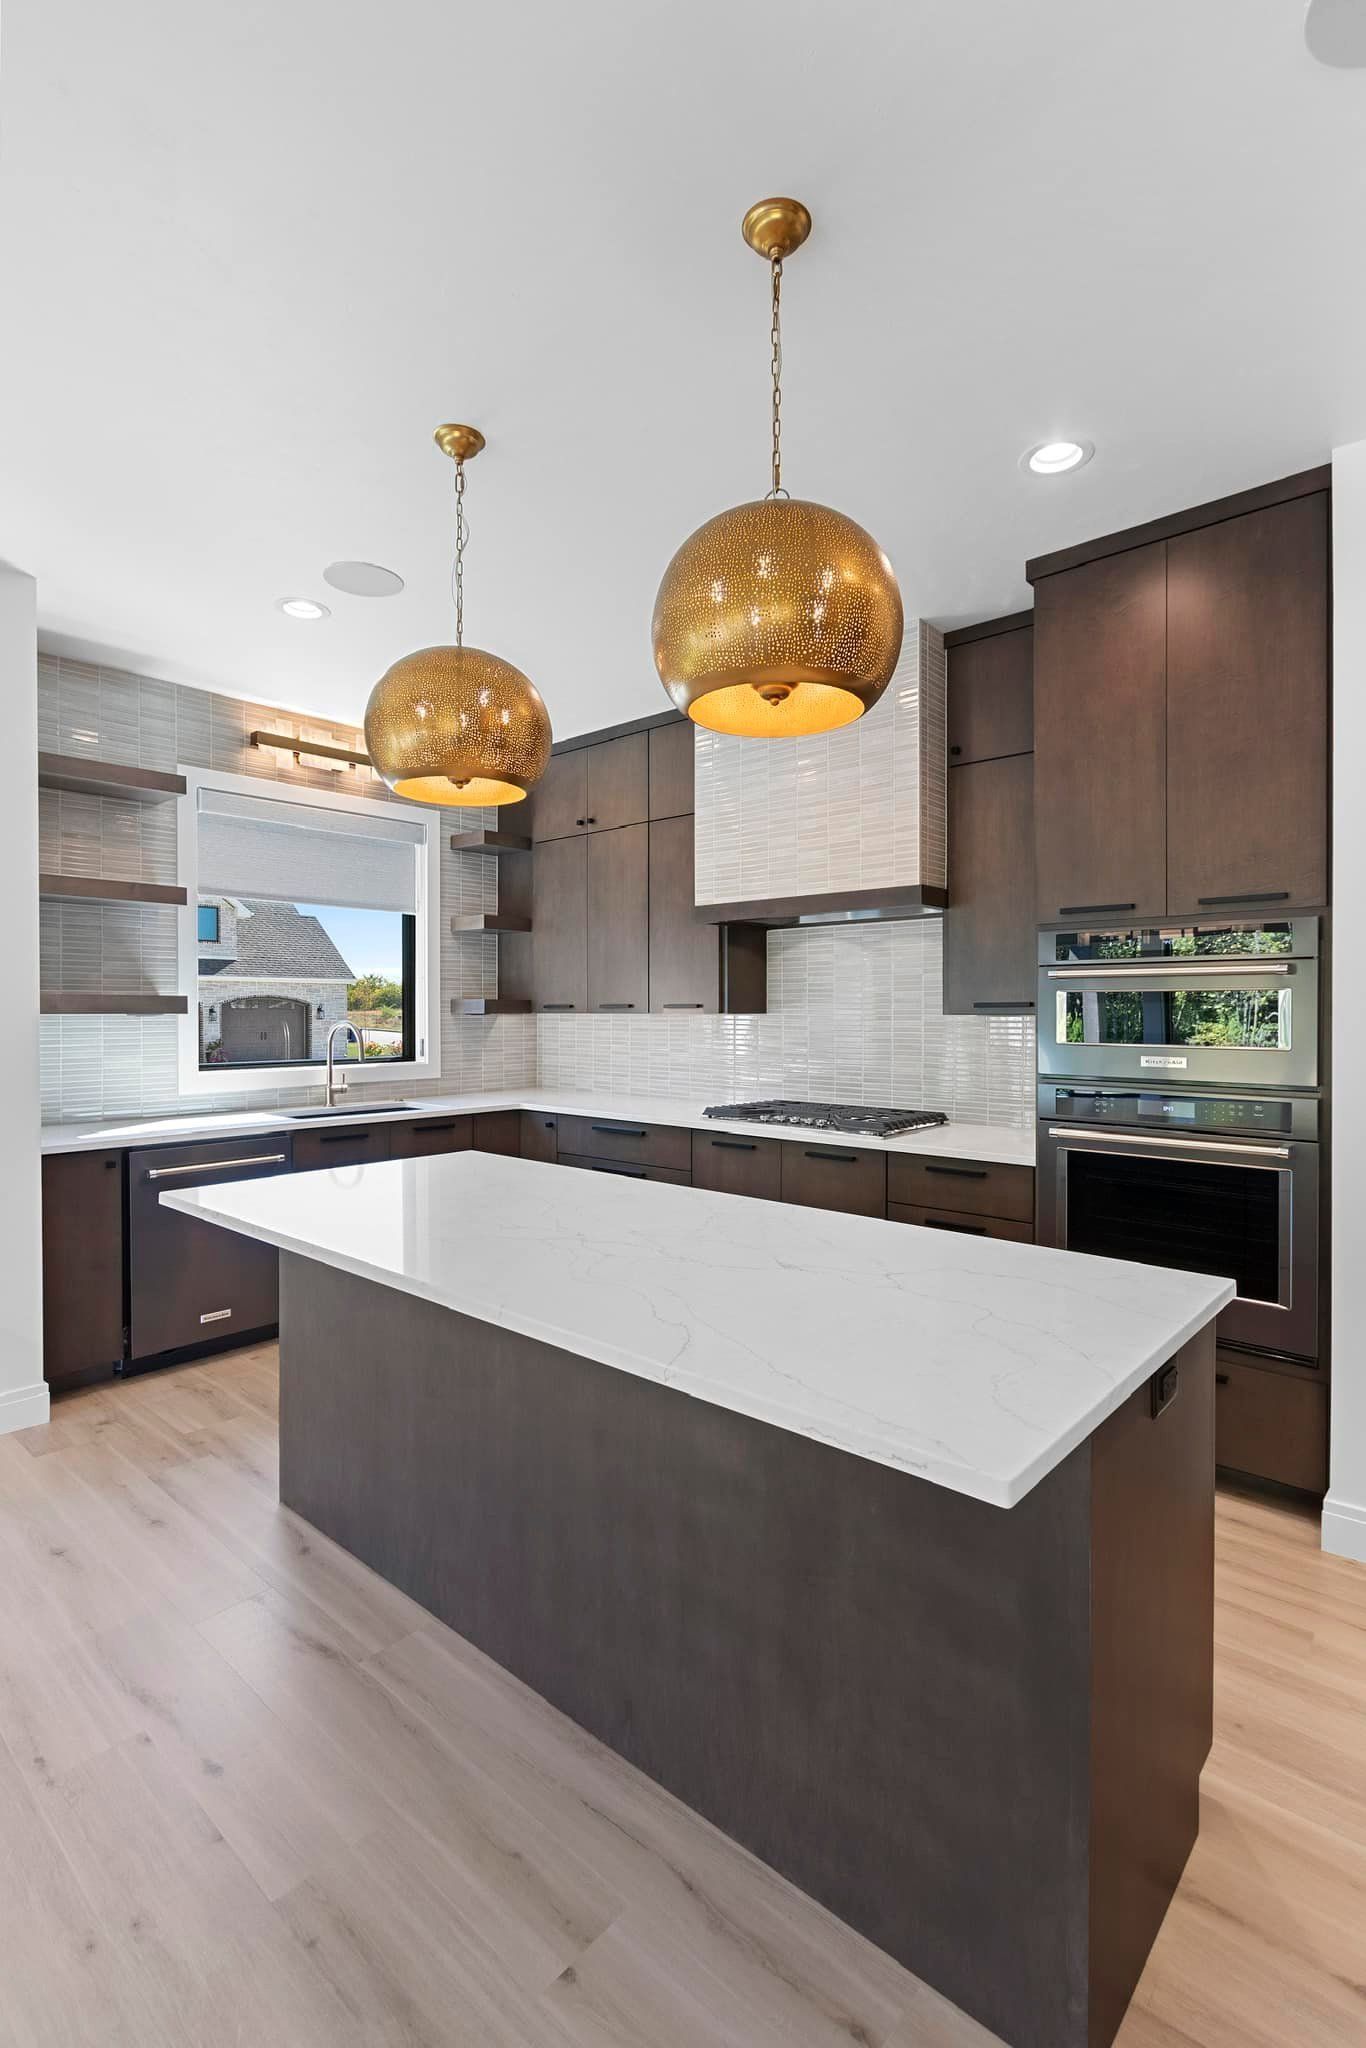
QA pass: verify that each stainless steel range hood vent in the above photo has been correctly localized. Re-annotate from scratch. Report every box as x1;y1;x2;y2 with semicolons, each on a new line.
692;622;946;928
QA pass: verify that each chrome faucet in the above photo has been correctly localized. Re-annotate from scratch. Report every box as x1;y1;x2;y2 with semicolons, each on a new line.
325;1019;366;1107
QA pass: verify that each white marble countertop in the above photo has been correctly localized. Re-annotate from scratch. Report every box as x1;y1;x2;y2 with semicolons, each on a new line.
163;1152;1229;1509
41;1088;1036;1166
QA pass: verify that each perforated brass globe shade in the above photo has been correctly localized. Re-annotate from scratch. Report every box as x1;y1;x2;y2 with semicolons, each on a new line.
652;497;904;738
364;645;552;806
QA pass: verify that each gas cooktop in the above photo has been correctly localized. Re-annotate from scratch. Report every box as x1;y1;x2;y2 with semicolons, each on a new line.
703;1100;950;1139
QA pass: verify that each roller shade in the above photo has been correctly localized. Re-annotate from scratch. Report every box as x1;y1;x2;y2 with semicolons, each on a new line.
197;788;425;914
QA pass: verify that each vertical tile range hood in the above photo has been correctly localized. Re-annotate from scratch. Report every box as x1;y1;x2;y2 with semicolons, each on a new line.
693;622;947;926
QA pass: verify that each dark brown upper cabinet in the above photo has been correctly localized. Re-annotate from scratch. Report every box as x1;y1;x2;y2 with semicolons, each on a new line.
587;824;649;1014
946;616;1034;765
1165;493;1328;917
587;733;649;832
531;832;588;1011
648;719;695;819
1033;542;1169;925
647;813;768;1014
529;748;588;841
945;753;1036;1015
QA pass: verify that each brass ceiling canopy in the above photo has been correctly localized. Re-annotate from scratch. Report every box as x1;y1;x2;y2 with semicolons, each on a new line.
653;198;903;739
365;426;552;807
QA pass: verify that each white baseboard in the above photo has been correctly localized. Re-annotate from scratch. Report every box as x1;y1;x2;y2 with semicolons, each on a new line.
1322;1493;1366;1565
0;1379;50;1435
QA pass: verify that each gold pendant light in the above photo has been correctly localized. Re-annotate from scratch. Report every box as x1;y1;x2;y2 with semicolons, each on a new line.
365;425;552;805
653;199;903;738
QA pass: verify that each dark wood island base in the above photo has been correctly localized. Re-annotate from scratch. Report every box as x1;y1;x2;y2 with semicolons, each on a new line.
278;1251;1214;2048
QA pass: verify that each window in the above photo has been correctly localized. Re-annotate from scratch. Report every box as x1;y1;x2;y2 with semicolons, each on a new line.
177;770;440;1094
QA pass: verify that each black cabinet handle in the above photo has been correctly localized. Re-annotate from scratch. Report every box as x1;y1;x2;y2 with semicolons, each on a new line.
1215;1372;1231;1387
590;1163;646;1177
925;1165;988;1180
1057;902;1136;917
575;817;586;826
663;1003;704;1009
1196;891;1291;907
596;1003;636;1010
320;1130;372;1146
586;815;597;824
925;1219;987;1235
973;1000;1034;1011
803;1148;858;1163
540;1003;576;1011
543;1119;555;1129
591;1124;646;1137
413;1121;459;1134
104;1158;118;1169
711;1139;756;1151
949;743;962;757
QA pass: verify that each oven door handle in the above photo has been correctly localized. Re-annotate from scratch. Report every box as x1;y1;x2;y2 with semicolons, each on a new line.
1045;962;1292;979
1046;1127;1290;1159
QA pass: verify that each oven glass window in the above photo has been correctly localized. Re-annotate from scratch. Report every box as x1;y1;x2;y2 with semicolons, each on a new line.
1056;986;1291;1050
1053;924;1294;962
1066;1150;1282;1303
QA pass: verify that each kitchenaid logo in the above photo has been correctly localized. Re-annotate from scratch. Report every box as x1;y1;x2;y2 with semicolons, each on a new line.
1141;1055;1189;1068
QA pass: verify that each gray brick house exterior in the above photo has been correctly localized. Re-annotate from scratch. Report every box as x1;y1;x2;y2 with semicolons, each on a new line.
198;898;353;1065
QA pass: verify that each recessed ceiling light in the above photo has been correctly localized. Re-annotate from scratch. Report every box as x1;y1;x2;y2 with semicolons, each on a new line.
1023;439;1094;476
1306;0;1366;67
323;560;405;598
277;597;330;620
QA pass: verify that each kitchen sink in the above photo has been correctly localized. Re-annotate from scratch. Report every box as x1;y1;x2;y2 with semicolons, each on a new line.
283;1100;426;1119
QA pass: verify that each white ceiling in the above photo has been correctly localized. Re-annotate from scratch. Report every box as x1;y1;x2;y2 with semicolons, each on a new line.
2;0;1364;740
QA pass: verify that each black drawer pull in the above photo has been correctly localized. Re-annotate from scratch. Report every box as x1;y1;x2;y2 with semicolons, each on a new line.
104;1158;118;1169
663;1002;704;1009
1215;1372;1231;1386
591;1163;646;1177
543;1119;555;1129
591;1124;646;1137
925;1165;988;1180
925;1219;987;1235
575;817;585;826
973;1000;1034;1011
1058;902;1136;917
586;815;597;824
711;1139;756;1151
1196;891;1291;906
540;1003;576;1011
319;1130;372;1146
949;743;962;757
413;1121;459;1134
596;1003;636;1010
803;1148;858;1163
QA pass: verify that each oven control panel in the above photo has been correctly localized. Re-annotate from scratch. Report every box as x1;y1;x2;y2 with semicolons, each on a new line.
1038;1085;1317;1141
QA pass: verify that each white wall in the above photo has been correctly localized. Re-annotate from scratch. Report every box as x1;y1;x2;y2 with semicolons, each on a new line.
1326;443;1366;1560
0;564;48;1432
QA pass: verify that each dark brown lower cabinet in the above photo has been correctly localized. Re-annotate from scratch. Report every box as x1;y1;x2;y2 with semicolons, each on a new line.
691;1129;783;1201
888;1154;1035;1223
127;1138;293;1364
780;1144;887;1218
1215;1351;1328;1495
558;1154;691;1185
889;1202;1033;1243
520;1111;559;1162
292;1124;393;1172
388;1115;472;1158
41;1150;125;1387
556;1114;691;1172
471;1110;521;1156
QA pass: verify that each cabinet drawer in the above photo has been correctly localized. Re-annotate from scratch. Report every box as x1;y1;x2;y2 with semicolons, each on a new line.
780;1144;887;1218
292;1124;393;1172
889;1201;1033;1244
556;1115;691;1171
1215;1353;1327;1496
388;1115;472;1158
520;1111;559;1163
559;1153;691;1186
691;1129;783;1200
887;1154;1034;1223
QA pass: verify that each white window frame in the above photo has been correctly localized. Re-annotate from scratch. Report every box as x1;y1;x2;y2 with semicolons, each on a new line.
176;765;442;1096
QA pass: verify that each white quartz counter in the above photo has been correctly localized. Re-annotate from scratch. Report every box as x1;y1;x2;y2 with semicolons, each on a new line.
164;1151;1229;1509
41;1088;1036;1166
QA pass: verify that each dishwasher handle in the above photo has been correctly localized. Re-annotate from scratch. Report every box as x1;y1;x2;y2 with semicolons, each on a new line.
145;1152;287;1181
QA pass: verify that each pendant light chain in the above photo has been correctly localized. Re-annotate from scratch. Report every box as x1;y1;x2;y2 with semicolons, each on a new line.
768;255;786;500
452;457;469;648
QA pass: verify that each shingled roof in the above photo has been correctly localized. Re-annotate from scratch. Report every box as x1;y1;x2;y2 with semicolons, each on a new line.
199;900;354;981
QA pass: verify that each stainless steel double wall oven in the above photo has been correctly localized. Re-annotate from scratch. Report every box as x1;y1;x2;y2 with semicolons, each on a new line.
1036;918;1322;1364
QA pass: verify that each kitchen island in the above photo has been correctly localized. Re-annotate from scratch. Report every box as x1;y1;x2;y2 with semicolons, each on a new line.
165;1152;1233;2048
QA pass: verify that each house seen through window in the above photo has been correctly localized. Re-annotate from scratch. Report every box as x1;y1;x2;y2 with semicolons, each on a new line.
198;898;413;1068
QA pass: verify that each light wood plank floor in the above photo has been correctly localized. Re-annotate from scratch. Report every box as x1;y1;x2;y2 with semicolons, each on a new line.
1;1345;1362;2047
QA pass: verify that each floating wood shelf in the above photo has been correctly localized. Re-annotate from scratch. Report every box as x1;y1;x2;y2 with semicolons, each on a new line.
38;753;186;804
41;991;189;1017
40;873;187;910
249;730;370;769
452;997;532;1016
451;913;532;934
449;830;532;855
